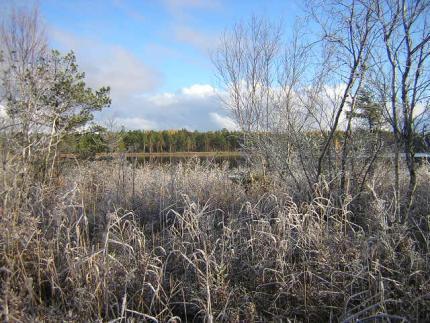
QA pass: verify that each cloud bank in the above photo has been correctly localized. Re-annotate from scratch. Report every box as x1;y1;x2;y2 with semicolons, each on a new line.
50;28;235;131
104;84;237;131
50;28;162;97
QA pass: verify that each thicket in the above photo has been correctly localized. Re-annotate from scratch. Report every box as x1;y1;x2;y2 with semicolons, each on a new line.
1;159;430;321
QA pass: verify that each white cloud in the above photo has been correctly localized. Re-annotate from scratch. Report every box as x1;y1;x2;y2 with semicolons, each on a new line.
147;92;179;106
114;117;158;130
182;84;215;97
89;46;161;98
210;112;238;130
48;28;230;131
144;84;215;107
50;28;162;98
97;83;233;131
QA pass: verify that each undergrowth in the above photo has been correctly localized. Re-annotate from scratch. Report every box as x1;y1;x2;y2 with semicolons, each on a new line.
0;159;429;322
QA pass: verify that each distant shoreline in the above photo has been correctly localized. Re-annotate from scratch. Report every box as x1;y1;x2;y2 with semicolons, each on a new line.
61;151;242;159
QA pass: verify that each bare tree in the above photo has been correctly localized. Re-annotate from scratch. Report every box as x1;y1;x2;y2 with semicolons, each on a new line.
0;4;47;159
0;4;47;69
213;17;322;195
370;0;430;222
305;0;379;198
214;1;381;200
213;17;281;133
0;4;48;209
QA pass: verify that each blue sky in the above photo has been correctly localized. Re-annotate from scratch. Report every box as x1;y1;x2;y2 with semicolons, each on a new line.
4;0;304;130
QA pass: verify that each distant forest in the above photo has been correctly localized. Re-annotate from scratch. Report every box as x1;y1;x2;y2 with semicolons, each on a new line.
62;127;430;157
62;128;243;156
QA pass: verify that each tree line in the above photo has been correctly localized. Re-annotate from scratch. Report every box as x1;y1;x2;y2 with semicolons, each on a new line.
62;125;429;158
62;128;243;157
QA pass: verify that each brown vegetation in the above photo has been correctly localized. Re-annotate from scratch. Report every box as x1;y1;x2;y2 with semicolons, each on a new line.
1;159;429;322
1;1;430;322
